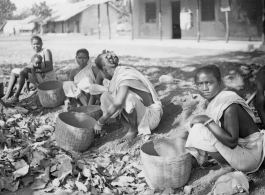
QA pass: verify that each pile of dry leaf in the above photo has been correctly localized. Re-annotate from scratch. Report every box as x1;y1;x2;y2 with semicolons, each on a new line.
0;101;166;195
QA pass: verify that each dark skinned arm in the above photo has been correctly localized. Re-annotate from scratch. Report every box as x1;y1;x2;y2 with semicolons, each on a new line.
35;49;53;73
89;72;105;105
88;66;100;105
191;104;240;149
255;67;265;125
94;86;129;134
69;69;78;81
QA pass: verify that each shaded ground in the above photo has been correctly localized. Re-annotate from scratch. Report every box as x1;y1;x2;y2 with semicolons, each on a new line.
1;36;265;195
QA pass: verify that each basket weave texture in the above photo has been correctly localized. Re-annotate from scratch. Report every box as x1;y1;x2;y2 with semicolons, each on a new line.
140;138;192;190
37;81;65;108
69;105;102;120
55;112;95;152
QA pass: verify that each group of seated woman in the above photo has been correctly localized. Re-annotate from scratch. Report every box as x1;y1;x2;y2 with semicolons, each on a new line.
1;35;163;142
1;36;98;109
3;36;265;183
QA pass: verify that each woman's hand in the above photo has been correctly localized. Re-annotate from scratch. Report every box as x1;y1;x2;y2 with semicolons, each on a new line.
94;122;103;135
190;115;210;127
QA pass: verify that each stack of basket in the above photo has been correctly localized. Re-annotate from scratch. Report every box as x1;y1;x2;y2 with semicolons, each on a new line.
140;137;192;190
55;105;102;152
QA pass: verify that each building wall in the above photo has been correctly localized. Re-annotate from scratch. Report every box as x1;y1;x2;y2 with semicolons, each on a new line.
80;4;118;35
45;4;118;35
133;0;262;40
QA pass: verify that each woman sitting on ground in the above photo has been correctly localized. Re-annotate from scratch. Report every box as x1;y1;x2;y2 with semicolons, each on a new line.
2;35;56;104
185;65;265;182
63;48;99;110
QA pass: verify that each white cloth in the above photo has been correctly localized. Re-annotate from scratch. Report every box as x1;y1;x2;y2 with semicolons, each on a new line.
63;63;96;98
185;91;265;173
211;171;249;195
101;91;162;135
95;66;163;135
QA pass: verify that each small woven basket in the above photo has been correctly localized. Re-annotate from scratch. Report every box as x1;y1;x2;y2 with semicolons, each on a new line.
37;81;65;108
140;138;192;190
55;112;95;152
69;105;102;120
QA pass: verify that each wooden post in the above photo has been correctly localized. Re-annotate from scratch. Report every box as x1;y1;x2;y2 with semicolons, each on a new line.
262;0;265;45
196;0;200;42
225;11;229;43
107;2;111;40
129;0;134;40
159;0;162;41
98;4;101;40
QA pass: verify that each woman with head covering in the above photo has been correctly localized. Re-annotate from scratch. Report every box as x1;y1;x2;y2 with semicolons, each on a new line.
91;50;163;140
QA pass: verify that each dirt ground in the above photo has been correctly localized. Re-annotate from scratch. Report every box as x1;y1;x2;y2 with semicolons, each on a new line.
1;35;265;195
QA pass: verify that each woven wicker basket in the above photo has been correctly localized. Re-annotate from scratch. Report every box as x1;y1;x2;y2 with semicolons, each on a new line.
37;81;65;108
55;112;95;152
69;105;102;120
140;138;192;190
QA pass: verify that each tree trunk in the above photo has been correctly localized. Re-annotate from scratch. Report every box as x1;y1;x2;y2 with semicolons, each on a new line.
98;4;101;40
260;0;265;50
41;24;44;35
159;0;162;41
107;2;111;40
197;0;200;42
225;11;229;43
129;0;134;40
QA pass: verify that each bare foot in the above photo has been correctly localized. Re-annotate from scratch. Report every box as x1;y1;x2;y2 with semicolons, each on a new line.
64;104;69;112
1;96;8;103
122;130;138;141
210;165;234;183
6;97;19;105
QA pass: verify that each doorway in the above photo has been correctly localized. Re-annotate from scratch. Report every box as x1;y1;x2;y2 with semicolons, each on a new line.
75;21;80;33
172;1;181;39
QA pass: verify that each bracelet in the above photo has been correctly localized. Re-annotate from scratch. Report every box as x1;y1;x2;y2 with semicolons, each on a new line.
97;120;104;126
203;118;214;126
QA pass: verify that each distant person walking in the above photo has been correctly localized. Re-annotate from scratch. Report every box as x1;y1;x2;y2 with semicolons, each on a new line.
2;35;56;104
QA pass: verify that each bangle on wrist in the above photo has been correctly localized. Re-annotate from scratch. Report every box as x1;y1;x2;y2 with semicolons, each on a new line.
203;118;214;126
97;120;104;126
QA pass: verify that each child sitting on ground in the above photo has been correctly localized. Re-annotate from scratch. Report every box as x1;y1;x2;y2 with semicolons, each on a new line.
185;65;265;182
22;54;44;91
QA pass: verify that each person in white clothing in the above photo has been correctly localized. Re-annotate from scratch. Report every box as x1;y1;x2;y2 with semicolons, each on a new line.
63;49;99;110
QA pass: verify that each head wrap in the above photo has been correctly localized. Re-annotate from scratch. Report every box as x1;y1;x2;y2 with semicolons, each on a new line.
102;50;119;67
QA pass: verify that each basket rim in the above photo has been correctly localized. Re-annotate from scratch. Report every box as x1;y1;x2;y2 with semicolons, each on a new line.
140;137;191;159
57;112;96;129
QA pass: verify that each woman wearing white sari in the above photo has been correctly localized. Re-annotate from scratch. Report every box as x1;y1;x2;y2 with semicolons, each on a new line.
63;49;99;110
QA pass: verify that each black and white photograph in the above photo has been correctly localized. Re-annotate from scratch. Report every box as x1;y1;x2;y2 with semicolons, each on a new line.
1;0;265;194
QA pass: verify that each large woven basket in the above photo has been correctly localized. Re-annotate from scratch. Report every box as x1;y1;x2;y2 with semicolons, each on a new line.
69;105;102;120
37;81;65;108
55;112;95;152
140;138;192;190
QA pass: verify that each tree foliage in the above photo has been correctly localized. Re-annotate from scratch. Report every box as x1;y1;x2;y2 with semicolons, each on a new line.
0;0;16;25
12;7;31;20
111;0;131;23
31;1;52;22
